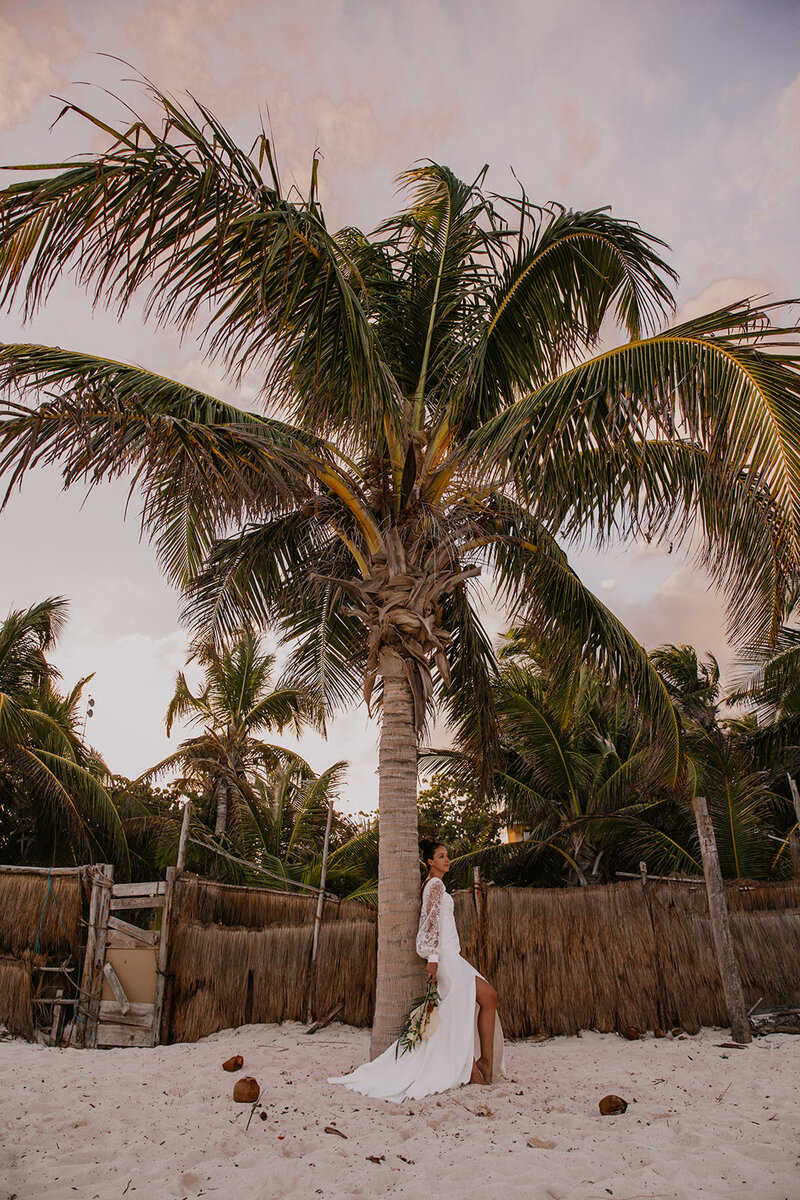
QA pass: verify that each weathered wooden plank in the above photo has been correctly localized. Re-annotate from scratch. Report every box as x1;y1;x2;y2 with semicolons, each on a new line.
107;916;159;949
96;1022;153;1048
152;866;177;1046
110;895;165;911
111;881;166;898
693;796;751;1044
99;1000;154;1028
0;864;85;875
100;1000;154;1019
176;799;192;871
102;961;131;1014
50;989;64;1043
78;864;114;1049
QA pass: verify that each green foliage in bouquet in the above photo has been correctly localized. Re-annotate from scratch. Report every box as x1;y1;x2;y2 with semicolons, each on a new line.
395;981;442;1057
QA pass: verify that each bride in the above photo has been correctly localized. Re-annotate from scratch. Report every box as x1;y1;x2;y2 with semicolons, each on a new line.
329;838;505;1102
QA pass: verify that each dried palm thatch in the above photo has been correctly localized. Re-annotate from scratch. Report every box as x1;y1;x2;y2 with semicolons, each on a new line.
731;908;800;1004
175;874;373;927
0;954;34;1038
166;916;376;1043
164;875;799;1044
309;919;377;1027
0;870;84;959
455;880;800;1039
465;882;661;1037
725;879;800;912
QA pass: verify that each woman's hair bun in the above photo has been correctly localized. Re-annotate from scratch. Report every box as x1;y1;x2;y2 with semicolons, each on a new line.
419;837;444;862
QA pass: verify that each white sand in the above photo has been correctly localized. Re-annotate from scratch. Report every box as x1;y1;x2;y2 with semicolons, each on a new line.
1;1023;798;1200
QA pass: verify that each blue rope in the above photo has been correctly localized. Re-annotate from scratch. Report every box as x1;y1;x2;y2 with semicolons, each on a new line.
33;867;86;1025
33;867;68;956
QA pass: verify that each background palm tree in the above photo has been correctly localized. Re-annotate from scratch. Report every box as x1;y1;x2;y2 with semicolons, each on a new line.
144;628;318;838
428;639;683;885
650;643;789;880
230;759;373;896
0;597;125;866
2;84;800;1049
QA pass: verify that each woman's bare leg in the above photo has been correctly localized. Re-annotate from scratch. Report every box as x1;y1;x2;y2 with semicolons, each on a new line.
473;976;498;1084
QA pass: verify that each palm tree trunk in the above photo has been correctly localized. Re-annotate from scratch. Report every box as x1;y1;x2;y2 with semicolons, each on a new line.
370;664;422;1058
214;778;229;838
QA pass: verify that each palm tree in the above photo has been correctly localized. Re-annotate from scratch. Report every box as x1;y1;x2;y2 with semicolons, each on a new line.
0;597;125;865
144;629;318;838
650;644;721;732
233;758;364;892
2;85;800;1050
428;641;682;885
649;644;784;879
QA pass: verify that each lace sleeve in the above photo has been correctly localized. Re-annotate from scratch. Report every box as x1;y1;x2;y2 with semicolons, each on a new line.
416;878;444;963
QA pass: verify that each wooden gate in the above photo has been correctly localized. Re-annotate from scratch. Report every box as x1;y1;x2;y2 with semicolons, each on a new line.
78;865;177;1047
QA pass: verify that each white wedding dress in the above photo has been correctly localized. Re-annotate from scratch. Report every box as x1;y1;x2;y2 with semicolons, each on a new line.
329;877;504;1102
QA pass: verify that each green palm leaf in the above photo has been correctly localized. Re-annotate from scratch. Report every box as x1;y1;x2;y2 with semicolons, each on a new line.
0;344;317;586
0;85;393;438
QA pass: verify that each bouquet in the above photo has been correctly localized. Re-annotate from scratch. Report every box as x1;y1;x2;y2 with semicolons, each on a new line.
395;981;441;1057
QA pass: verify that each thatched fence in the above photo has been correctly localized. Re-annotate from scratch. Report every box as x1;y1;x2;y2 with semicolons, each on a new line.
0;867;86;1038
163;875;377;1043
2;864;798;1045
161;873;800;1043
453;878;800;1038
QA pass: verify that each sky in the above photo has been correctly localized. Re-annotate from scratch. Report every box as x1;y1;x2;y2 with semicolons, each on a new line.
1;0;800;814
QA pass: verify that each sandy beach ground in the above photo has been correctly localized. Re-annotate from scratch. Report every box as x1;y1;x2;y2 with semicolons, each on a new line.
2;1022;798;1200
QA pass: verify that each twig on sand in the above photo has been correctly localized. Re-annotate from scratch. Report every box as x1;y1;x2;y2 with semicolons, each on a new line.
306;1002;343;1035
245;1102;260;1132
716;1082;732;1103
452;1097;494;1118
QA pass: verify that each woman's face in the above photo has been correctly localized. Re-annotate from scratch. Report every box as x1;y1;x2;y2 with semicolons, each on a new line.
429;845;450;874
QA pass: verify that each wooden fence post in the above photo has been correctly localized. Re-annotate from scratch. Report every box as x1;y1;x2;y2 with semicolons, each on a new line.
176;799;192;872
78;864;114;1048
152;865;178;1046
474;868;489;979
790;833;800;881
786;772;800;828
692;797;751;1044
306;793;335;1025
786;775;800;879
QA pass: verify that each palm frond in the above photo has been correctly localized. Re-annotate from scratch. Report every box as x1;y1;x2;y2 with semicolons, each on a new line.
165;672;210;736
433;583;500;788
18;745;128;864
474;300;800;644
0;344;317;586
0;84;395;439
466;204;677;426
490;537;682;785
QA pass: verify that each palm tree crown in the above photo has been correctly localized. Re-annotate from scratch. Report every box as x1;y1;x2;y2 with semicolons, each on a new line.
0;597;124;865
148;629;317;838
2;83;800;1048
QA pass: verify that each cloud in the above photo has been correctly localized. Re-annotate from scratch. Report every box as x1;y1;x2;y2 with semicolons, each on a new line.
54;628;190;779
311;95;381;171
0;14;58;131
614;562;737;681
675;276;778;325
292;710;379;818
760;72;800;216
555;100;599;188
600;578;618;591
